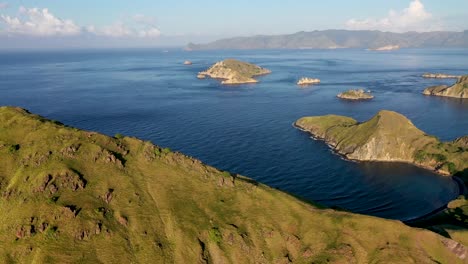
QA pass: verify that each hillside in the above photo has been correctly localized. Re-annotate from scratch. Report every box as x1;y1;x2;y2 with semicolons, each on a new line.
0;106;467;263
423;75;468;99
187;30;468;50
197;59;270;84
295;110;468;175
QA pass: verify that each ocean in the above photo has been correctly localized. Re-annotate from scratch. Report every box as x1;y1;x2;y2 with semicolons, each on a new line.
1;48;467;220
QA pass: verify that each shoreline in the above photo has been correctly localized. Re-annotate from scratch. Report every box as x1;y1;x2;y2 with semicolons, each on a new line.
292;122;464;223
292;122;451;176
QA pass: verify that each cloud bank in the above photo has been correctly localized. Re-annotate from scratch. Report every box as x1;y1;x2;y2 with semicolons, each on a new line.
0;6;161;38
346;0;438;32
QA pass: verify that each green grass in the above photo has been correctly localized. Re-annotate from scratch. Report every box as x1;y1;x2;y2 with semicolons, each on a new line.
0;106;465;263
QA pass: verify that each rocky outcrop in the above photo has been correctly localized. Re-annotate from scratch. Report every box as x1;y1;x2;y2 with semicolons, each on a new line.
297;77;320;86
423;75;468;99
197;59;271;84
184;60;192;65
337;89;373;100
422;73;461;79
295;110;467;175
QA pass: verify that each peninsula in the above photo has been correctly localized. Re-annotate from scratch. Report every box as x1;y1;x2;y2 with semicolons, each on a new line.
295;110;467;175
1;106;467;263
423;75;468;99
337;89;374;100
197;59;271;84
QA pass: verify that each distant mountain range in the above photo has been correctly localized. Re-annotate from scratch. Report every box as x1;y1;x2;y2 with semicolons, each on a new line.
187;30;468;50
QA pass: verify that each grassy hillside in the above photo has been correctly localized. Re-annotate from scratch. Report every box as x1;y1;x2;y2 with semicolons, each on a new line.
295;110;468;175
0;106;466;263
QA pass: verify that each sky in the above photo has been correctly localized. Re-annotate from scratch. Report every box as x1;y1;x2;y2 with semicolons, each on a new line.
0;0;467;49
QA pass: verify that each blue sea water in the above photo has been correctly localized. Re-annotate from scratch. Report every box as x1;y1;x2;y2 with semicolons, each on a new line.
1;48;467;221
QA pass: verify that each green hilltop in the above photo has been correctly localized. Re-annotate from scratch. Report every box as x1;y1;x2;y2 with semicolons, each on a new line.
0;106;467;263
295;110;468;175
197;59;271;84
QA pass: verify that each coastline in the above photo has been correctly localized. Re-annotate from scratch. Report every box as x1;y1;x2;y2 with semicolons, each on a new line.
293;122;465;223
292;122;451;176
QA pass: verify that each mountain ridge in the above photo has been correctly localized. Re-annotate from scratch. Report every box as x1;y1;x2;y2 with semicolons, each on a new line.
187;29;468;50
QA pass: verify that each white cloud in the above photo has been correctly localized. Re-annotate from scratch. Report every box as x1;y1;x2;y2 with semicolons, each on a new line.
0;6;161;38
0;2;8;9
0;6;81;36
346;0;439;32
82;14;161;38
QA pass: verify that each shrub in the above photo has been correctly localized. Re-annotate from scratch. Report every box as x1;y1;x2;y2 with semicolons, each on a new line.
114;133;124;139
222;171;231;178
154;148;161;156
431;153;447;163
209;227;222;244
447;162;457;175
414;150;427;162
8;144;20;153
162;148;171;154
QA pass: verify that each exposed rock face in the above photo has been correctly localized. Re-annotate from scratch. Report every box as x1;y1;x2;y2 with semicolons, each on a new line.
197;59;271;84
370;45;400;51
295;110;467;175
423;75;468;99
297;77;320;85
423;73;461;79
337;89;373;100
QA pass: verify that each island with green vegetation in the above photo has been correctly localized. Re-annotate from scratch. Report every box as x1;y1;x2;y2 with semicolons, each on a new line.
423;75;468;99
197;59;271;85
1;106;467;263
337;89;374;100
295;110;467;175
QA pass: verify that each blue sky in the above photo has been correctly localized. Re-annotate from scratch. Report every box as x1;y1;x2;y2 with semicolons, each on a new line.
0;0;467;48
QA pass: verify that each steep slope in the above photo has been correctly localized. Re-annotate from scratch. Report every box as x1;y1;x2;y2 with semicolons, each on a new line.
0;107;466;263
197;59;270;84
423;75;468;99
295;110;468;175
187;30;468;50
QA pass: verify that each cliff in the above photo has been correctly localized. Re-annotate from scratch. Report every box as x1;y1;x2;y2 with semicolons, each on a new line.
295;110;467;175
0;106;466;263
423;75;468;99
197;59;271;84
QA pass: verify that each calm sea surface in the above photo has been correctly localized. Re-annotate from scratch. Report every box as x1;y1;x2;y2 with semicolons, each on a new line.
1;48;467;220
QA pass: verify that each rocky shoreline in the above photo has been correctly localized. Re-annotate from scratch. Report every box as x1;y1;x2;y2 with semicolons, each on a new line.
294;110;467;176
197;59;271;84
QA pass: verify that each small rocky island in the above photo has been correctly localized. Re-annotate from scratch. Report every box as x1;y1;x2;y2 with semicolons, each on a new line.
422;73;461;79
295;110;467;175
197;59;271;84
183;60;192;65
423;75;468;99
297;77;321;86
337;89;373;100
